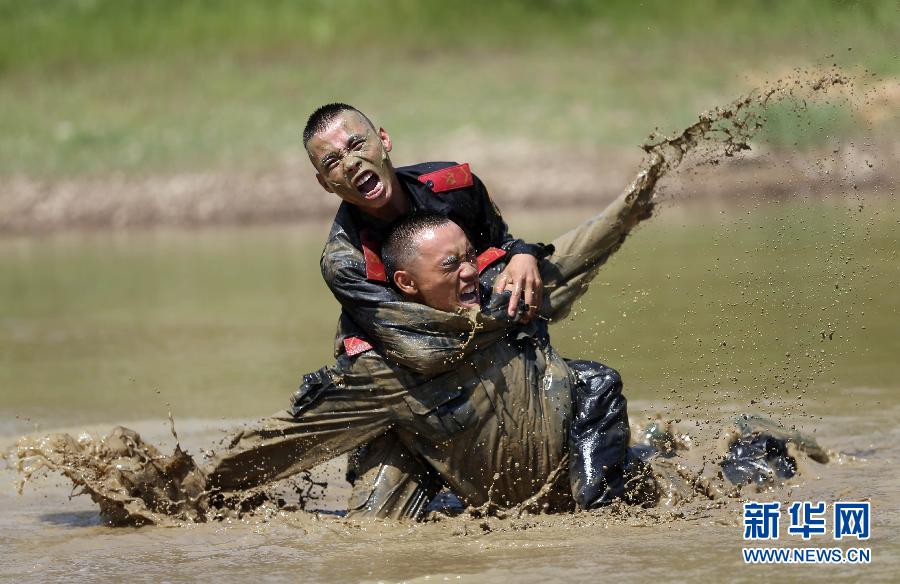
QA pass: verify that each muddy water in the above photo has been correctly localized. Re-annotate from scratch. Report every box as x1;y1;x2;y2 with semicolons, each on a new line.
3;73;900;580
2;221;898;581
2;394;899;582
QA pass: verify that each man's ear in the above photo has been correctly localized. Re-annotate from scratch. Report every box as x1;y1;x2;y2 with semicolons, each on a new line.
393;270;418;296
315;172;334;193
379;127;392;153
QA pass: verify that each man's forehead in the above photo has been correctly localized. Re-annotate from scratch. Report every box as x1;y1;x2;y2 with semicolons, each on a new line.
309;111;373;149
416;224;469;256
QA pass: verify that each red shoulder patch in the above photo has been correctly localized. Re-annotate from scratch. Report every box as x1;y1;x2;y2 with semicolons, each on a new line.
418;163;473;193
343;336;373;357
359;230;387;282
476;247;507;274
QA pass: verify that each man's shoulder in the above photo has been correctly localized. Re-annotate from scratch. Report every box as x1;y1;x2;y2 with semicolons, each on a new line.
397;161;460;177
398;161;480;194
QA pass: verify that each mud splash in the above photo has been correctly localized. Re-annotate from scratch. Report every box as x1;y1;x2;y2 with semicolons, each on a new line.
11;423;331;526
9;412;832;528
14;425;206;526
628;69;851;220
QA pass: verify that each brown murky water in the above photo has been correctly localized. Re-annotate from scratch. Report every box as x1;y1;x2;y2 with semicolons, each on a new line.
3;392;899;582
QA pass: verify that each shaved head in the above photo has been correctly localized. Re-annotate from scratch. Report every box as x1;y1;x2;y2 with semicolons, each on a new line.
382;213;480;312
303;103;375;148
382;213;453;279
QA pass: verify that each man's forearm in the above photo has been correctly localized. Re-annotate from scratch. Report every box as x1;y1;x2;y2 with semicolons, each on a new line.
537;152;664;321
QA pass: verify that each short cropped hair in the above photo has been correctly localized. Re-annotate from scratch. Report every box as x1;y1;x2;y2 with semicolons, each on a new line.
302;103;375;147
382;213;453;280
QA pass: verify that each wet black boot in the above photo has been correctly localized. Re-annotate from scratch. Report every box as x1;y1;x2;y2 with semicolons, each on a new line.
567;360;634;508
719;414;829;486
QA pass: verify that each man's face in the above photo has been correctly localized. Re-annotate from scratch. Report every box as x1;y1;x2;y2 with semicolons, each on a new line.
396;222;481;313
306;110;397;212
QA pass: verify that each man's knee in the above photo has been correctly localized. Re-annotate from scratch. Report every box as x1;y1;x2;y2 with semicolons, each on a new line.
568;360;628;440
595;365;622;395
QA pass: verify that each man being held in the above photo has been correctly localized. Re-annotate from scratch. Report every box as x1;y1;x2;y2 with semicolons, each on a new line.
204;102;551;513
368;212;657;511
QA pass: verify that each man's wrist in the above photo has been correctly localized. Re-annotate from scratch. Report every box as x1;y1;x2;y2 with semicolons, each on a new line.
502;240;555;260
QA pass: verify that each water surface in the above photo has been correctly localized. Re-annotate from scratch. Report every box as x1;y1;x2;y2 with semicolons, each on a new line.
2;202;898;581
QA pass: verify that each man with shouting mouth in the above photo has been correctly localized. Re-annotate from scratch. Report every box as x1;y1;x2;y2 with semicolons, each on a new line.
366;212;655;513
304;103;547;338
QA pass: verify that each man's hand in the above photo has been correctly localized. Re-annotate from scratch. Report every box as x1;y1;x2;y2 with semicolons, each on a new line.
494;254;543;323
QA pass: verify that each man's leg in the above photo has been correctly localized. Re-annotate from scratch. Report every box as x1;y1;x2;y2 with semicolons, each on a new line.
205;353;410;493
567;360;656;508
345;432;444;520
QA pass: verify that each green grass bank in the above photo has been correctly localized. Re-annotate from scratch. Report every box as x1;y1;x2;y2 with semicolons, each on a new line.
1;0;897;178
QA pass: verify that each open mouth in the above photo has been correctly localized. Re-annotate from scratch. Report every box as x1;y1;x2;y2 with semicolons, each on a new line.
459;283;479;305
354;170;384;200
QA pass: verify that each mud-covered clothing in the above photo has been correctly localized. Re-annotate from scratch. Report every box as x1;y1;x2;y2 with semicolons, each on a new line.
206;182;655;515
346;358;641;518
321;161;547;377
208;319;576;511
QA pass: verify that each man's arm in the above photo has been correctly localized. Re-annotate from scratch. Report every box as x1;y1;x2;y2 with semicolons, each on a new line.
538;152;660;321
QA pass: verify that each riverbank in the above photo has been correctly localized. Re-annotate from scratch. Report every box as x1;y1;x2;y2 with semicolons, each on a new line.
2;2;897;235
2;138;896;234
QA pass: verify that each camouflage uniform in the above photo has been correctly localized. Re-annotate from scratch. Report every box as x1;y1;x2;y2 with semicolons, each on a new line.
206;161;656;518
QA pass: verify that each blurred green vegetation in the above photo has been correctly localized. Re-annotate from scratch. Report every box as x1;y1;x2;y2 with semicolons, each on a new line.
0;0;896;177
1;201;897;428
3;0;897;72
